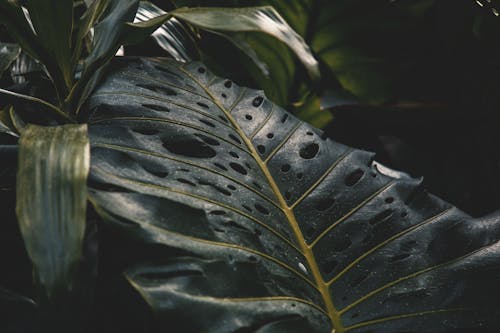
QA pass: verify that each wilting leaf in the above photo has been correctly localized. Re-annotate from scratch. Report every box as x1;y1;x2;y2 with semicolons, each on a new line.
171;6;320;80
87;58;500;332
16;124;90;301
0;43;21;79
135;1;199;62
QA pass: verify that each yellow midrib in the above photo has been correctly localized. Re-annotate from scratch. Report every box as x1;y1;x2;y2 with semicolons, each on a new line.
180;66;344;333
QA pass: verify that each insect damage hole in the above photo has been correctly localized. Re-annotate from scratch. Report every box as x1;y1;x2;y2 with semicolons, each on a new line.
345;169;364;186
299;143;319;159
252;96;263;107
163;137;216;158
230;162;247;175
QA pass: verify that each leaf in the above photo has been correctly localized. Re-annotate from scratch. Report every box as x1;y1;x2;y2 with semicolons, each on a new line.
0;42;21;79
0;1;43;61
0;106;20;137
135;1;199;62
71;0;178;112
171;6;320;81
85;58;500;332
25;0;74;88
16;124;90;302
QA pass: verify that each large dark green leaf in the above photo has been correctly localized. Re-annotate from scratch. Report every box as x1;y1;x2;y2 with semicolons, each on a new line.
86;58;500;332
16;124;90;301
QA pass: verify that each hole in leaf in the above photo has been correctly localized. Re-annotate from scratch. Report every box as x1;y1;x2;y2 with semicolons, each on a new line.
257;145;266;154
210;210;226;216
230;162;247;175
227;184;236;191
299;143;319;159
221;93;227;98
245;114;253;120
224;80;232;88
267;133;274;139
242;204;253;212
177;178;196;186
252;96;263;107
345;169;364;186
281;114;288;123
198;67;206;73
229;152;239;159
197;102;209;109
199;119;215;128
163;137;216;158
254;204;270;215
229;134;242;144
142;104;170;112
385;197;394;204
143;166;168;178
306;131;313;136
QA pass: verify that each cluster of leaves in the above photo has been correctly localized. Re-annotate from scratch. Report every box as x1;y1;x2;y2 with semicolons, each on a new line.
1;1;500;333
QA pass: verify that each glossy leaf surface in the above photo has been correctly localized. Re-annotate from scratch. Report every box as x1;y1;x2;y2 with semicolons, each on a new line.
135;1;199;62
87;58;500;332
171;6;320;81
16;124;90;301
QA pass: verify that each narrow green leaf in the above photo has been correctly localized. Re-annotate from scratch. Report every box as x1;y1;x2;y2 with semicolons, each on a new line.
25;0;74;88
171;6;320;80
0;42;21;78
71;0;179;112
16;124;90;301
0;2;41;59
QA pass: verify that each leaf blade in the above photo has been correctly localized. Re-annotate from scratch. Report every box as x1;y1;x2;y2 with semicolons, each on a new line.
16;124;90;301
